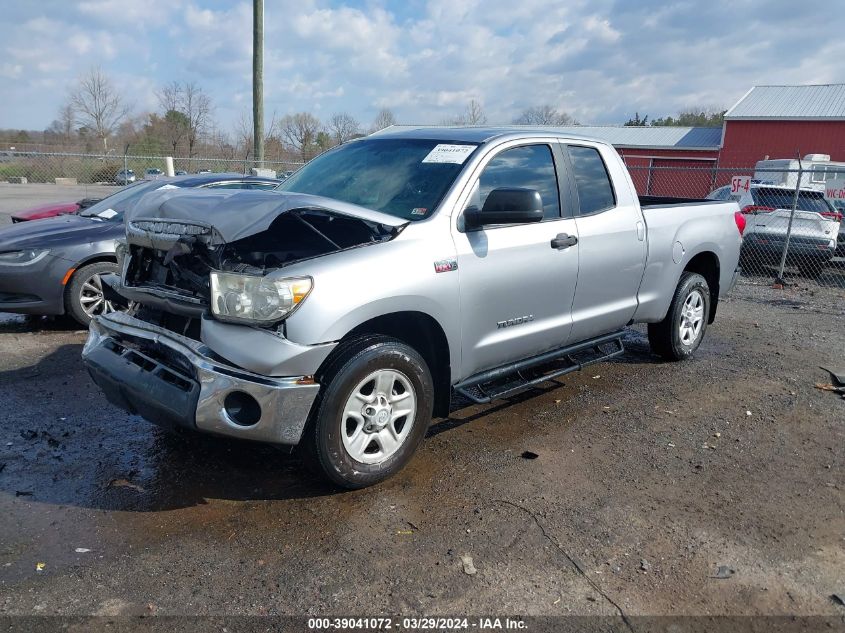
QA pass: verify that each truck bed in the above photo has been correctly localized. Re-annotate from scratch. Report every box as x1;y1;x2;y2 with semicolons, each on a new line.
639;195;724;208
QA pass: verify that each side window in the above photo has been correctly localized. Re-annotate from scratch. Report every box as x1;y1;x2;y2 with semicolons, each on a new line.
567;145;616;215
477;144;561;220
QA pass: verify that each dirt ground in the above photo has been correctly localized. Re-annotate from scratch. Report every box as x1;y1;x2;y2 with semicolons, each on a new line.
0;279;843;623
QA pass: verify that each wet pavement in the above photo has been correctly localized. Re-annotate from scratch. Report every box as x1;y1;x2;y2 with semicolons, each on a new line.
0;280;843;618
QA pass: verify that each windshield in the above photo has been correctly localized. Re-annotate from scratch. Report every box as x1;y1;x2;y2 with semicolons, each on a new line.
751;187;834;214
275;138;478;220
79;180;176;221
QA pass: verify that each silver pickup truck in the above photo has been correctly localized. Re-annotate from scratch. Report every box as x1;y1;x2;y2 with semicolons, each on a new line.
83;127;743;488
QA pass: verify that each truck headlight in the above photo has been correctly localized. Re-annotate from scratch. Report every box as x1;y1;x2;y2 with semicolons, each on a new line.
0;249;49;266
210;271;313;324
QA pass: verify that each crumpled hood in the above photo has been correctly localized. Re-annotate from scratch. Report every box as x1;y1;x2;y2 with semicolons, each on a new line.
124;188;408;244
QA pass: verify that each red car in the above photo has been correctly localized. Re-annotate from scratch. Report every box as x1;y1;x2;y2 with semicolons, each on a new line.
11;198;101;223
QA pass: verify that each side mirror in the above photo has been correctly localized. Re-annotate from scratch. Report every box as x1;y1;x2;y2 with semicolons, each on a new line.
464;187;544;229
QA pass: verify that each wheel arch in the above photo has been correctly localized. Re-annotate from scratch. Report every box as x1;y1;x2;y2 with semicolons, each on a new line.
62;253;118;294
324;311;452;418
683;250;720;323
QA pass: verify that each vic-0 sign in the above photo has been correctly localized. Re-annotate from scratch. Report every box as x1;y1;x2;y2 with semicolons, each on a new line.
826;178;845;200
731;176;751;194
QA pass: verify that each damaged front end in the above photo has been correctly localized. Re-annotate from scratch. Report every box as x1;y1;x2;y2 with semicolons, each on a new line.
118;190;405;321
83;188;406;445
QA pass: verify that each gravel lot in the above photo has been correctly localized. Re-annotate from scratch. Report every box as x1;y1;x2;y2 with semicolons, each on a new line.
0;278;842;622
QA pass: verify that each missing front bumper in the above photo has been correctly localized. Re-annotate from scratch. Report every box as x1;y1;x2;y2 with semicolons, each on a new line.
83;312;320;445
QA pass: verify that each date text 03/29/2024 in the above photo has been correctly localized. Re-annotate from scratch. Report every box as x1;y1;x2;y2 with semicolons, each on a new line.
307;616;528;630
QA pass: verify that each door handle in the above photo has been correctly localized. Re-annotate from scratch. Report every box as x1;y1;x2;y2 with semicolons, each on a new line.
550;233;578;250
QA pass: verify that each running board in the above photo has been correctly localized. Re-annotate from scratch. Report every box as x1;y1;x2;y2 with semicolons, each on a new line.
454;331;625;404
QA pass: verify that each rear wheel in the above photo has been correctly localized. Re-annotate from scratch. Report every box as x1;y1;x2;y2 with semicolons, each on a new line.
65;261;119;326
301;335;433;489
648;272;710;361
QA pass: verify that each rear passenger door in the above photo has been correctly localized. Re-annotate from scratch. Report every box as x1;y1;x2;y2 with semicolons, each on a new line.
565;143;647;343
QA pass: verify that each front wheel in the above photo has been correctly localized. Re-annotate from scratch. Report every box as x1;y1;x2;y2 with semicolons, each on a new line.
65;261;120;326
301;336;434;489
648;272;710;361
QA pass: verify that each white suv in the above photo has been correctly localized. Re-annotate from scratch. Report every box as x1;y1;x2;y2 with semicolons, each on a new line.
708;183;841;277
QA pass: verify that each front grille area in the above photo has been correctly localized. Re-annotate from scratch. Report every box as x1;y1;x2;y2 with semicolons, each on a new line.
129;220;211;237
124;246;212;302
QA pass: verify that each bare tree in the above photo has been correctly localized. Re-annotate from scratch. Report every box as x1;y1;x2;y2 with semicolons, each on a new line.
371;107;397;132
328;113;360;145
235;109;254;156
451;99;487;125
513;105;575;126
280;112;322;161
58;103;76;140
157;81;187;154
70;67;130;151
46;103;77;145
183;82;212;158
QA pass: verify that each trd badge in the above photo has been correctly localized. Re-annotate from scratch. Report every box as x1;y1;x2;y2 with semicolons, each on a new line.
434;259;458;273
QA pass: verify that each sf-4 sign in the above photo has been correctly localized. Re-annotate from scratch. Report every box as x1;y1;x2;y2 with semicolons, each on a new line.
731;175;751;194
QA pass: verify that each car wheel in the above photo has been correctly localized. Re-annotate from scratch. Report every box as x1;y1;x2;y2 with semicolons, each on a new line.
65;261;120;326
301;335;433;489
648;272;710;361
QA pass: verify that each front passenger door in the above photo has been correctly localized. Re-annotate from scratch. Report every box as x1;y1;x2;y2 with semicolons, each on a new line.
453;143;580;379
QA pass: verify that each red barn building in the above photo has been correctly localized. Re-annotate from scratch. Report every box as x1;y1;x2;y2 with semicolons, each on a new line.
558;83;845;197
718;84;845;167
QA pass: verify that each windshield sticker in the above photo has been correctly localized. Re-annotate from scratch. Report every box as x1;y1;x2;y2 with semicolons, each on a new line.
97;208;118;219
422;144;476;164
411;207;428;216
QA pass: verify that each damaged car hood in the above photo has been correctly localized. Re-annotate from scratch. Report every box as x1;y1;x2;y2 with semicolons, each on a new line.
124;188;408;245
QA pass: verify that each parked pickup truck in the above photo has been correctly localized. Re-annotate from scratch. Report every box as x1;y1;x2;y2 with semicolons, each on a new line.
82;127;743;488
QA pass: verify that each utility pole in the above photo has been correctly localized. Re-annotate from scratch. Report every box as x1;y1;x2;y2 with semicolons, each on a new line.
252;0;264;167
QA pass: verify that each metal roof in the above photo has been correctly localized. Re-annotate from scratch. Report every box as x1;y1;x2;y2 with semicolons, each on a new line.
373;125;722;149
551;126;722;149
725;84;845;120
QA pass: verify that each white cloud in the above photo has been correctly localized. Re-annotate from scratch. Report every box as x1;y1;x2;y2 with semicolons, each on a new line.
0;0;841;133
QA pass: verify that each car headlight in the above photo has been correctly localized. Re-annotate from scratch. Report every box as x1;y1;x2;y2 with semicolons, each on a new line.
0;249;49;266
210;271;313;324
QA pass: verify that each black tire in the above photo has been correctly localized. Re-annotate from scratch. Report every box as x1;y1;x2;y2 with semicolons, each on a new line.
65;261;119;326
648;272;710;361
301;335;434;489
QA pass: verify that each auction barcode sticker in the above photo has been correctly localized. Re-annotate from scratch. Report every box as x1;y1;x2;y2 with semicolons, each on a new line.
422;144;477;164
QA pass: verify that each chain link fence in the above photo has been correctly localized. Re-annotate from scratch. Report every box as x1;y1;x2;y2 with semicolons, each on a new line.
0;150;304;184
626;163;845;290
1;150;843;290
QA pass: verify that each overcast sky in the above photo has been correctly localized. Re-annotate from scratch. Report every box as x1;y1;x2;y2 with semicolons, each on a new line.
0;0;842;133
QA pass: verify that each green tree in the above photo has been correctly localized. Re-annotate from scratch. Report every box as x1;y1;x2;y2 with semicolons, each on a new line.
651;109;726;127
624;112;649;126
